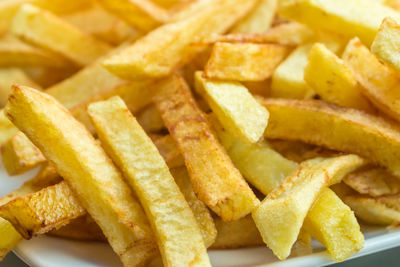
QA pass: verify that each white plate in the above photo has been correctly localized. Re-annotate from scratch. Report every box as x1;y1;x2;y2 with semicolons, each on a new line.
1;160;400;267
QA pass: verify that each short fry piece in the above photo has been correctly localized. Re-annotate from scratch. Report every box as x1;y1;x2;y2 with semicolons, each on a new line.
12;4;112;66
252;155;364;260
304;43;373;111
6;85;157;266
195;72;269;143
154;75;259;221
261;97;400;177
88;96;210;267
204;42;288;81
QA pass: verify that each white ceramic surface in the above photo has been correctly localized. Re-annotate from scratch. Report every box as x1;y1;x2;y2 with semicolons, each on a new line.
1;160;400;267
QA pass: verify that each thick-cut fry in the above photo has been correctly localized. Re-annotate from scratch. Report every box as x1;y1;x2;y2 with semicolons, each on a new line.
153;135;184;169
0;35;69;68
1;132;46;175
278;0;400;45
303;188;364;262
344;167;400;197
0;67;41;107
154;74;259;221
371;18;400;73
5;86;157;266
136;105;165;133
97;0;169;32
103;0;258;80
0;110;17;145
195;72;269;143
211;215;263;249
62;4;136;45
170;167;217;248
12;4;112;67
304;43;373;111
204;42;288;81
343;37;400;122
230;0;277;33
261;97;400;176
88;96;210;267
0;181;85;239
252;155;364;260
0;218;21;261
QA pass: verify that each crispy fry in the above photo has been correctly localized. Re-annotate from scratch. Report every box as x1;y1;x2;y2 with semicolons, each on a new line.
154;74;259;221
261;97;400;176
204;42;289;81
252;155;364;260
1;132;46;175
344;167;400;197
11;4;112;67
88;96;210;266
230;0;277;33
278;0;400;45
103;0;259;80
153;135;185;169
304;43;373;112
195;72;269;143
6;85;157;266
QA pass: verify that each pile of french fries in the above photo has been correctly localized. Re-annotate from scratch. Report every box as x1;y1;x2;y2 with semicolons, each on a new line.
2;0;400;266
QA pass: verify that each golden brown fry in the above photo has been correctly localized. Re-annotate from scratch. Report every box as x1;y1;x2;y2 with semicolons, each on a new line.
103;0;259;80
1;132;46;175
344;167;400;197
0;181;85;239
204;42;288;81
136;105;165;133
153;135;185;169
12;4;112;67
343;37;400;122
170;167;217;248
154;74;259;221
261;97;400;176
6;85;157;266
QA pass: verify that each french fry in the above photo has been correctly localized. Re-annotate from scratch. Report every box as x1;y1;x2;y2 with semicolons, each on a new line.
136;105;165;133
0;181;85;239
62;4;136;45
0;110;18;145
11;4;112;67
22;66;77;88
278;0;400;45
0;34;69;68
103;0;259;80
304;43;373;112
1;132;46;175
32;0;93;14
195;72;269;143
252;155;364;260
343;37;400;122
153;135;185;169
153;74;259;221
385;0;400;10
344;167;400;197
151;0;192;9
88;96;210;266
204;42;289;81
5;85;157;266
303;188;364;262
261;97;400;177
230;0;277;33
0;67;41;107
170;167;217;248
0;218;21;261
211;215;264;249
97;0;169;32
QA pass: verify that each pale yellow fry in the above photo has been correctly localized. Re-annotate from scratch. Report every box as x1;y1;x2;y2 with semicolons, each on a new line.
0;110;17;145
261;97;400;177
252;155;364;260
303;188;364;262
230;0;277;33
170;167;217;248
343;37;400;123
0;218;21;261
103;0;258;80
88;96;210;267
304;43;373;112
12;4;112;67
204;42;289;82
278;0;400;45
153;74;259;221
5;85;157;266
195;72;269;143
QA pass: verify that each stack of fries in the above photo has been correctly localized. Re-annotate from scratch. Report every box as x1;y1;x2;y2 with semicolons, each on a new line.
2;0;400;265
